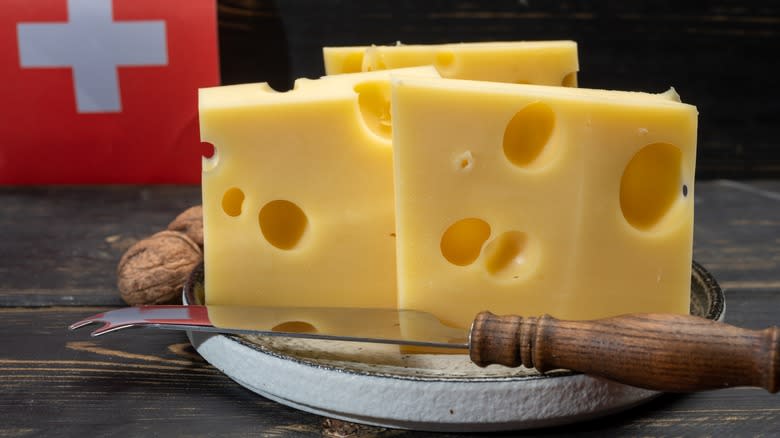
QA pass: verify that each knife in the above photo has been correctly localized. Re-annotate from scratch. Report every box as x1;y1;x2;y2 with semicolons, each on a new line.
70;305;779;393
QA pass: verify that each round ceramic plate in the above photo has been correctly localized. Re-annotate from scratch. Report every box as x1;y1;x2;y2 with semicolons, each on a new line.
183;261;724;432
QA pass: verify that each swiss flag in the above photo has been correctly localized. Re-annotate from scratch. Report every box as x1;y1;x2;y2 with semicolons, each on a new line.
0;0;219;183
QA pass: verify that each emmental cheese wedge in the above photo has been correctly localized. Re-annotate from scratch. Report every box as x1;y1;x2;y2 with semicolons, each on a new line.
199;66;439;308
324;41;579;87
392;77;697;329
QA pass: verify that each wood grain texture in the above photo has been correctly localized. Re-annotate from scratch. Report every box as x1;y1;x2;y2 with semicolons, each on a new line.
0;186;200;307
1;297;777;436
0;307;324;437
0;184;778;434
220;0;780;179
693;180;780;286
469;312;779;392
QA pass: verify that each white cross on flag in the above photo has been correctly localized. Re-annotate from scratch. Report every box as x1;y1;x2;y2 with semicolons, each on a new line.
2;0;219;183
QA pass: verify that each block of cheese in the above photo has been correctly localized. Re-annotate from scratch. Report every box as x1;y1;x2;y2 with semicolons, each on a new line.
392;77;697;329
199;66;439;308
324;41;579;87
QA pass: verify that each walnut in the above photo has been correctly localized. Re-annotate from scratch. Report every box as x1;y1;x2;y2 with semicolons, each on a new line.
167;205;203;247
117;230;202;305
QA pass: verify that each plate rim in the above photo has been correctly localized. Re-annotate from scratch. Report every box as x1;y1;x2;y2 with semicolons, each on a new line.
183;260;724;431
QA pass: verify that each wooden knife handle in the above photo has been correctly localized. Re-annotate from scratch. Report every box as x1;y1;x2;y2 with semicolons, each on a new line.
469;312;779;393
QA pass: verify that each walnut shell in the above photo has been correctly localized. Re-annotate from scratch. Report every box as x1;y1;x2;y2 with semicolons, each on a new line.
117;230;202;305
167;205;203;247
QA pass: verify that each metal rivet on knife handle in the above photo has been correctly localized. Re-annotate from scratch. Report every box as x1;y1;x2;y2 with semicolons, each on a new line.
469;311;779;393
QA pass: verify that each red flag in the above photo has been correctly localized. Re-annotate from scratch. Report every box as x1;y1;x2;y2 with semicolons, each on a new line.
0;0;219;183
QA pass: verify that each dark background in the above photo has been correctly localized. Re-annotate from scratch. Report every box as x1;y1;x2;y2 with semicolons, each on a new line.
216;0;780;179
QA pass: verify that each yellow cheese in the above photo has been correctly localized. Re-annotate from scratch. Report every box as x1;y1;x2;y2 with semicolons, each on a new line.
206;306;404;341
199;66;439;308
322;46;366;74
324;41;579;86
391;77;697;329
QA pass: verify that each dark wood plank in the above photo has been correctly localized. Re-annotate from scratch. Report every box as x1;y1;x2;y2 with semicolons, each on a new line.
0;186;200;307
245;0;780;179
0;307;325;437
1;292;777;437
693;180;780;287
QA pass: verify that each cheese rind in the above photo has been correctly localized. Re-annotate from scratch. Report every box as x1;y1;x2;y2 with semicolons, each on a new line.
324;41;579;86
391;77;697;329
199;67;439;308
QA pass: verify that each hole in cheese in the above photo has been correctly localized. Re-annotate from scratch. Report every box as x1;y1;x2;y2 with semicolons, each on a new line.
202;142;219;172
354;81;393;140
620;143;683;230
201;141;215;159
271;321;317;334
434;50;455;74
561;72;578;87
483;231;533;279
440;218;491;266
222;187;244;217
453;150;474;172
259;200;308;250
503;102;555;168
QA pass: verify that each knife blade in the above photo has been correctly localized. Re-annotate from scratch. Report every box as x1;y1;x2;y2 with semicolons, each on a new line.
69;305;470;348
69;305;779;393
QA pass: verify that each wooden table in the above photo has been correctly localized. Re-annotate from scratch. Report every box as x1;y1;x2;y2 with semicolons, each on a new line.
1;181;778;436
